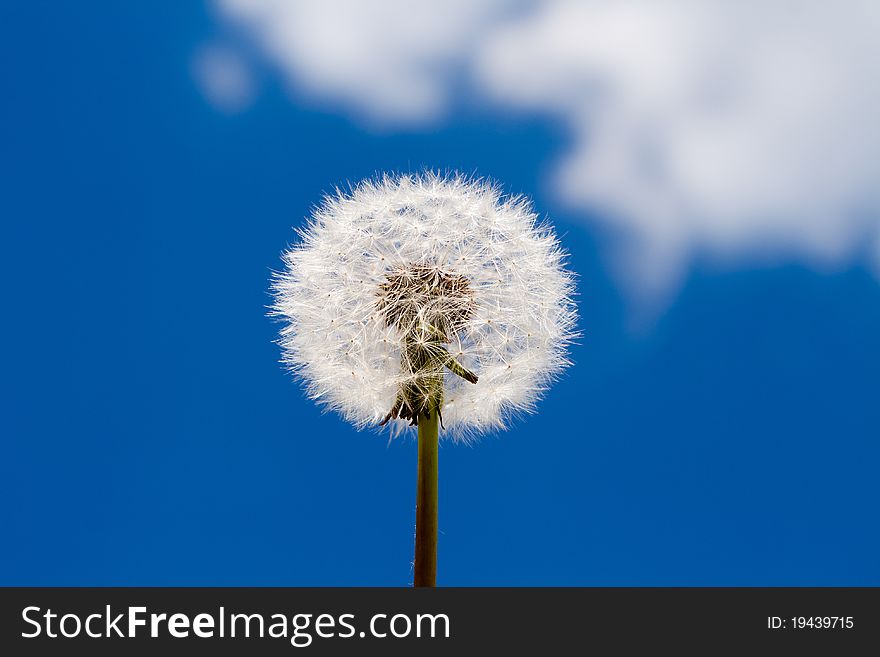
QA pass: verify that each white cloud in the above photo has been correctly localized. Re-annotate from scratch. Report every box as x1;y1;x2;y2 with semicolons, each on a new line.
475;0;880;302
210;0;880;302
216;0;514;123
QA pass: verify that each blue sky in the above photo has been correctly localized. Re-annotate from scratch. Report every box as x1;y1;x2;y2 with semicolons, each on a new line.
2;2;879;585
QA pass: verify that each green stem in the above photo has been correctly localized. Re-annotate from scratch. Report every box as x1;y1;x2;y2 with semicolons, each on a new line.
413;407;439;587
444;354;478;384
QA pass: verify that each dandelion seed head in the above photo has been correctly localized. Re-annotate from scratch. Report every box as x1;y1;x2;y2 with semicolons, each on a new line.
271;172;577;440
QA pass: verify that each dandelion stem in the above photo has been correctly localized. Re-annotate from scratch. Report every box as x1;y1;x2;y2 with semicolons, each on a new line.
413;406;439;587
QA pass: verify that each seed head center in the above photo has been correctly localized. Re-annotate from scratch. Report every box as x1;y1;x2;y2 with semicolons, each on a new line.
377;264;476;340
376;263;479;427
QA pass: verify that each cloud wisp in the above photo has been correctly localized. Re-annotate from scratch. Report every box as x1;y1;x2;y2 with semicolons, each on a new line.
191;43;256;114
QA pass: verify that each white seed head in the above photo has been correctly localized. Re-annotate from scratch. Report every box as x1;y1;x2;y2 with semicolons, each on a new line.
271;173;577;440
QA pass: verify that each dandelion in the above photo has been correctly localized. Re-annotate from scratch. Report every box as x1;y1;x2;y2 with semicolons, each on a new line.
271;173;577;586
